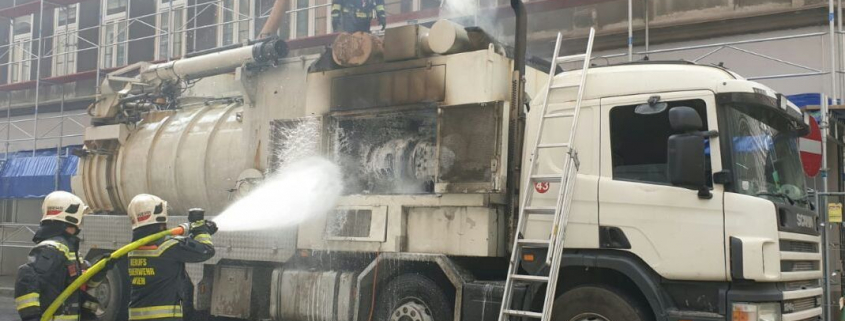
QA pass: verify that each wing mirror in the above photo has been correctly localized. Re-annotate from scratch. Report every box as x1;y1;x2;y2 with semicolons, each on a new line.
667;106;713;199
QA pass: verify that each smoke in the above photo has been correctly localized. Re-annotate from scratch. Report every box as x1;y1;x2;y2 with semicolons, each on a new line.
213;157;343;232
440;0;480;18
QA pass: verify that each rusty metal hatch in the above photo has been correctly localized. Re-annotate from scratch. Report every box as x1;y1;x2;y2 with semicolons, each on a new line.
330;65;446;110
211;266;253;318
436;102;503;193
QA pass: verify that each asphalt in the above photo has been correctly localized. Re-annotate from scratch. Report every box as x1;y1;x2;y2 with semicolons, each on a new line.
0;274;20;320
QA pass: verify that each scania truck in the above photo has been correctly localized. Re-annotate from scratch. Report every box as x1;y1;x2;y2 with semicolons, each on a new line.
72;3;822;320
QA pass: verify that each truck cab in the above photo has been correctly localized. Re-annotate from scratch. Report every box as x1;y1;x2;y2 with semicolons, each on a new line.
523;61;820;321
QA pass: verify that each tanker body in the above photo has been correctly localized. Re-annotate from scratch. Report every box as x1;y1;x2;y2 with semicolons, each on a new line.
73;18;822;321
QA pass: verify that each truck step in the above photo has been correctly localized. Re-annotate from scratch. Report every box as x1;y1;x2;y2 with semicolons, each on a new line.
531;174;561;182
517;238;551;246
556;53;586;64
544;112;575;119
550;84;579;90
537;143;570;149
503;309;544;319
524;206;556;214
511;274;549;282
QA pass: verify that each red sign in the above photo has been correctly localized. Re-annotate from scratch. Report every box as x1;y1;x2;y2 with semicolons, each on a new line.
800;115;822;177
534;182;550;194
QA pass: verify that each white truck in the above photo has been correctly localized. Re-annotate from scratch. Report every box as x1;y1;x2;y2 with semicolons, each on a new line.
71;5;822;321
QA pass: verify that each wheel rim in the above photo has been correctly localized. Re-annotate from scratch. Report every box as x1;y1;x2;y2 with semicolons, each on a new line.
390;300;434;321
568;313;610;321
95;275;111;308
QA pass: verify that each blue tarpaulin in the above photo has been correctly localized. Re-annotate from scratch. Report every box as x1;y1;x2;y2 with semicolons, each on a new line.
0;147;80;199
786;93;840;108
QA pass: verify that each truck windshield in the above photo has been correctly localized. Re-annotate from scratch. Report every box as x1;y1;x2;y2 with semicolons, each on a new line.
722;104;809;208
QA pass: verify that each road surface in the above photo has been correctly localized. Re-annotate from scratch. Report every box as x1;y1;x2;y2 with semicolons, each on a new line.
0;294;19;320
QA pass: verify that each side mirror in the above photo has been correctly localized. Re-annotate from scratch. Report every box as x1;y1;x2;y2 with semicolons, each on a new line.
667;107;711;199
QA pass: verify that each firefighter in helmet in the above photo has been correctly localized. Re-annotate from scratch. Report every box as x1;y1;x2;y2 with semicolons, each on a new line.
15;191;104;321
126;194;216;321
331;0;387;33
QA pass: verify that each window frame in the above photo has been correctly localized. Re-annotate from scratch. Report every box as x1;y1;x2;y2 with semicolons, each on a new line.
287;0;332;40
155;0;188;60
100;0;128;69
8;15;35;83
217;0;254;46
52;5;80;77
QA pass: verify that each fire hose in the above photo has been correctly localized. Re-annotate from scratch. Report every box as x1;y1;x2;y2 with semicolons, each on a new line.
40;226;186;321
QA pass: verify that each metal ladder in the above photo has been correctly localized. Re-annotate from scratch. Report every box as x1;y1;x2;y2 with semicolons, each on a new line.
498;27;595;321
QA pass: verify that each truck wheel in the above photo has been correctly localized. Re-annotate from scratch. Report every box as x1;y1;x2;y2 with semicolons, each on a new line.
94;260;130;321
373;274;454;321
551;286;651;321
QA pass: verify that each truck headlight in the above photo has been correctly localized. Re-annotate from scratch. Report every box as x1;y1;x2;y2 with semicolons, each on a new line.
732;302;782;321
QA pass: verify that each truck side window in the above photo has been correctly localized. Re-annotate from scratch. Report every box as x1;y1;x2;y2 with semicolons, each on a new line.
610;99;709;185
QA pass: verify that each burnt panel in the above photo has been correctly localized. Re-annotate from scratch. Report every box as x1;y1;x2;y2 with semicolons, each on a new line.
437;103;501;188
330;108;437;194
330;65;446;110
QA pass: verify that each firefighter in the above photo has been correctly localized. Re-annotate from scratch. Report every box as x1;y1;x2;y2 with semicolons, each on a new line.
126;194;216;321
331;0;387;33
15;191;104;321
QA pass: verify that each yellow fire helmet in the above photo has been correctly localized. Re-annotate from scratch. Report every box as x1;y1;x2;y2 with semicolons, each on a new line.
41;191;88;228
127;194;169;230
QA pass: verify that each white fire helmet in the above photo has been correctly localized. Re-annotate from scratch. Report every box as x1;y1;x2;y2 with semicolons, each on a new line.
127;194;168;230
41;191;88;228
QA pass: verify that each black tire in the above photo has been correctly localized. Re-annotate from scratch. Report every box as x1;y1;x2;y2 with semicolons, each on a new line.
94;259;130;321
373;274;454;321
551;286;651;321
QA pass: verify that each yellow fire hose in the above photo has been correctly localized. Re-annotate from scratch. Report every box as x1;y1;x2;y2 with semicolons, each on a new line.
41;226;185;321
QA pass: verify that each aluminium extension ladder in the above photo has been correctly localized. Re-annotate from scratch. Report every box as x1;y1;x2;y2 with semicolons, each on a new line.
498;27;595;321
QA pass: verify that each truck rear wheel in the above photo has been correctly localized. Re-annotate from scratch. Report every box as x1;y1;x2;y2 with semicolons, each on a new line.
94;259;129;321
551;286;650;321
373;274;454;321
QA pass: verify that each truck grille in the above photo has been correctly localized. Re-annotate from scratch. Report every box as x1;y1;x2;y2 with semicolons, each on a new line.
781;261;819;272
780;240;818;253
782;297;819;313
783;280;820;291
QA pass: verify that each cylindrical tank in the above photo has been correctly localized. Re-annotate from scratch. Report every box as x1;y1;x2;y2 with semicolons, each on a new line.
78;101;250;215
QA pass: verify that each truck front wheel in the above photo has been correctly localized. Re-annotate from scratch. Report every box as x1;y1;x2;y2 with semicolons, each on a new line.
551;286;651;321
373;274;454;321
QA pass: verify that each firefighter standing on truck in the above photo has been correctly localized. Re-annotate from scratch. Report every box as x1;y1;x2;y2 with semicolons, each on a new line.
331;0;387;33
15;191;105;321
126;194;216;321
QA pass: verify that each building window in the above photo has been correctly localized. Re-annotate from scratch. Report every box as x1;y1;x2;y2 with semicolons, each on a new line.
287;0;331;40
219;0;251;46
53;5;79;77
609;99;708;185
106;0;128;16
157;0;187;60
8;15;33;83
101;0;128;68
101;21;128;68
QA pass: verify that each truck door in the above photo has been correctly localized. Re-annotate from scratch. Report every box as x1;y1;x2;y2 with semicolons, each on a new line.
598;91;727;281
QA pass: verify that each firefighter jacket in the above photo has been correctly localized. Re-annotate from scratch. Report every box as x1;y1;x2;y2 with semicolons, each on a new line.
15;229;94;321
331;0;386;32
127;225;214;321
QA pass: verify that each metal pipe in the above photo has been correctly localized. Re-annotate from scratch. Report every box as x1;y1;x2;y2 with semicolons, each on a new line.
143;38;287;82
644;0;649;54
259;0;287;38
831;0;839;103
628;0;632;61
822;94;831;321
31;0;45;156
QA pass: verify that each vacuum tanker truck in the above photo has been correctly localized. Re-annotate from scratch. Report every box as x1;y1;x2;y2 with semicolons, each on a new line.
70;5;822;321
